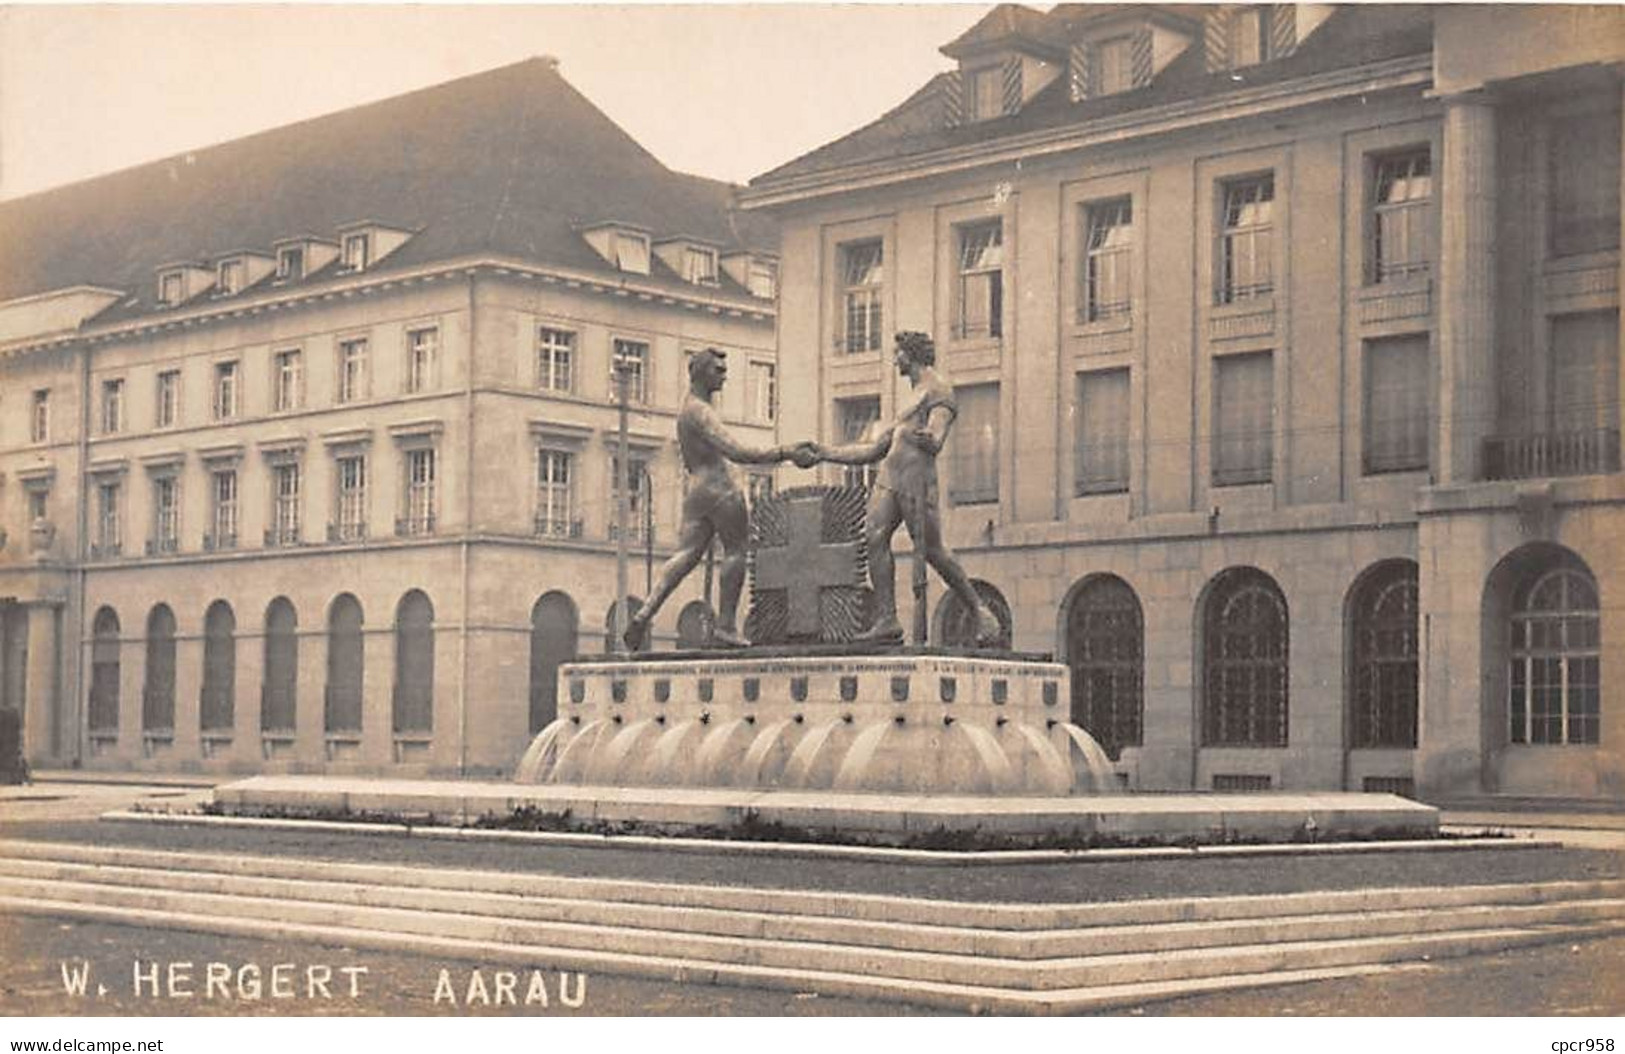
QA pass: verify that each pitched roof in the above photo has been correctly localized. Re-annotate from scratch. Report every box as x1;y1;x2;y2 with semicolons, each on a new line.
754;5;1433;187
941;3;1061;59
0;57;778;316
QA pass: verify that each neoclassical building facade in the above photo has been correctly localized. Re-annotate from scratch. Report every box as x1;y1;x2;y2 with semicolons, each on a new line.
744;4;1625;799
0;59;780;775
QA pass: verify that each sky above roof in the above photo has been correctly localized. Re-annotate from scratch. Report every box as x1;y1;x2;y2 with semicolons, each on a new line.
0;3;989;201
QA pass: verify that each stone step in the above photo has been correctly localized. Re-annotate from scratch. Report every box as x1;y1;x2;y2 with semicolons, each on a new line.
2;839;1617;932
1;887;1618;1014
1;869;1619;993
1;855;1621;964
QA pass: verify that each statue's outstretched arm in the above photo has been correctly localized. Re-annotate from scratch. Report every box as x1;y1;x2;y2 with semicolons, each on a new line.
817;430;893;465
697;403;794;465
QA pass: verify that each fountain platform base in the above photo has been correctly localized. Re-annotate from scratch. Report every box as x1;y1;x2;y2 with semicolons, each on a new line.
208;778;1437;846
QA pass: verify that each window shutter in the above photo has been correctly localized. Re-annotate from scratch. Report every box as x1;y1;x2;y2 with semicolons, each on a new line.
1130;29;1154;88
942;69;964;128
1069;41;1090;102
1269;4;1297;58
1203;6;1232;72
1001;57;1023;115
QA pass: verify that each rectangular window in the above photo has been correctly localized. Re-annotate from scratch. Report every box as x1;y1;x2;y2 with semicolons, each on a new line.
954;221;1004;340
405;327;437;394
967;66;1003;122
343;233;370;271
1550;310;1621;435
96;482;121;554
29;390;48;444
1550;111;1623;258
613;232;650;274
276;246;304;280
836;395;882;491
1083;198;1134;322
948;383;1000;505
402;449;436;536
1090;36;1133;96
748;361;777;424
1371;150;1432;283
609;455;652;541
1229;7;1267;66
273;349;303;412
1213;351;1274;485
210;470;238;549
152;476;179;553
537;328;575;393
270;464;301;546
213;362;239;420
840;240;884;354
334;455;368;541
217;259;243;295
159;272;184;306
612;339;649;404
1075;369;1131;495
155;370;180;429
100;379;124;434
747;260;777;300
27;489;47;523
337;338;368;404
1219;175;1275;304
748;471;775;504
1363;335;1430;474
683;246;718;285
535;448;575;537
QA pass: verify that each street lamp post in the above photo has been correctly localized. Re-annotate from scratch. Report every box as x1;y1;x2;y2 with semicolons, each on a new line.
612;352;632;657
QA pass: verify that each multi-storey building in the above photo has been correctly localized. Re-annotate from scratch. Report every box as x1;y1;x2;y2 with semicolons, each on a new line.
744;4;1625;800
0;58;780;775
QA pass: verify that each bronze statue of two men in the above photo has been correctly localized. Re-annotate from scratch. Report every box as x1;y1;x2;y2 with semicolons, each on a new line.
623;332;1001;652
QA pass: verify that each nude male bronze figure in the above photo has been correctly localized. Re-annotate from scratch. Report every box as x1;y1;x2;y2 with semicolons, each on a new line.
623;347;816;651
812;331;1001;646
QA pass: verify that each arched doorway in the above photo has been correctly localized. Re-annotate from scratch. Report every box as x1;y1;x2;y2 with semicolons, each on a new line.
1064;574;1144;759
325;594;364;734
143;604;177;736
393;590;434;734
201;600;236;735
88;608;121;738
602;596;645;654
262;598;298;733
529;592;577;733
933;579;1012;649
1201;567;1289;748
676;600;713;650
1347;561;1419;749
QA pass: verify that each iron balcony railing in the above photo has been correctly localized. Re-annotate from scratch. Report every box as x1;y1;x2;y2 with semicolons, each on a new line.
395;514;436;537
533;514;584;539
1482;428;1621;481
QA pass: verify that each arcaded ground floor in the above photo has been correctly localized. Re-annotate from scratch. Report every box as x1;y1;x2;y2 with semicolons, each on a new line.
2;484;1621;798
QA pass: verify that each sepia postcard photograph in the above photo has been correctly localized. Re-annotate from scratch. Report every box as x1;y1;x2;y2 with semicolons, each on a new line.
0;1;1621;1042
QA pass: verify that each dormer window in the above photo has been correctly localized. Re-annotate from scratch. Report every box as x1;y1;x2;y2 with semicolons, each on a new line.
1231;7;1268;67
343;233;371;271
966;66;1004;122
613;231;650;275
276;246;304;281
159;271;184;307
217;259;243;296
747;259;778;300
1090;36;1134;96
682;246;718;286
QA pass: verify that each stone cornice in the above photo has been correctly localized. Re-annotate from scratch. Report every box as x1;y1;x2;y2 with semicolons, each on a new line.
742;55;1434;210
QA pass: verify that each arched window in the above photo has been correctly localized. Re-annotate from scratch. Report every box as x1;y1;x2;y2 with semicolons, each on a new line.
1349;562;1419;748
201;601;236;734
1066;575;1144;758
529;592;578;734
325;594;364;734
143;604;177;734
393;590;434;734
89;607;121;735
676;601;713;650
935;580;1013;649
603;596;644;654
1511;566;1601;745
1202;568;1289;747
262;598;298;733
